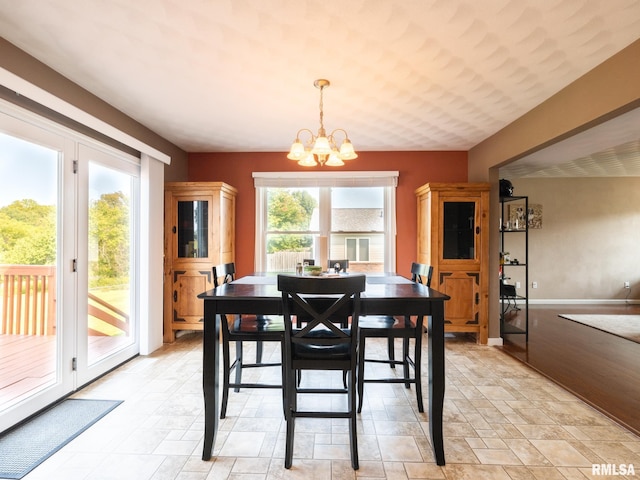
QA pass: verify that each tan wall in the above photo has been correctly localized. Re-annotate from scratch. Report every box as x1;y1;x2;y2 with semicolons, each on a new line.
0;37;188;180
508;177;640;301
468;39;640;339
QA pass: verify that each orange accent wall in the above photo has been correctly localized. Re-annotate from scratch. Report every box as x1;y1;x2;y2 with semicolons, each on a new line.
188;151;467;276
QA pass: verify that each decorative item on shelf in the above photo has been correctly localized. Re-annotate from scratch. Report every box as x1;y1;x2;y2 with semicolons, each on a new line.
287;79;358;167
509;205;526;230
499;179;514;197
528;204;543;229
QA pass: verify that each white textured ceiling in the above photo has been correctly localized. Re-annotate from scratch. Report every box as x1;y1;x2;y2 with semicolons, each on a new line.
500;107;640;178
0;0;639;176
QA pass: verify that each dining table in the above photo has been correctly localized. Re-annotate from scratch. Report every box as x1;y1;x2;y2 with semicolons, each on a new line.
198;273;450;465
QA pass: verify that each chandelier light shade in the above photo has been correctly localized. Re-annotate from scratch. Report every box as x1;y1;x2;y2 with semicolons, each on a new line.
287;79;358;167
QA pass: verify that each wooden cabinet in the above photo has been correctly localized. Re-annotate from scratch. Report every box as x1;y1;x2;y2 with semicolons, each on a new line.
415;183;490;344
163;182;237;342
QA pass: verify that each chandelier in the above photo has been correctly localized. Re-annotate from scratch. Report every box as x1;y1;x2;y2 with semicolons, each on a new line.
287;79;358;167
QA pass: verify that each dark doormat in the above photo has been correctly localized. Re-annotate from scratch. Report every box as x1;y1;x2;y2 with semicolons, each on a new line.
0;398;122;479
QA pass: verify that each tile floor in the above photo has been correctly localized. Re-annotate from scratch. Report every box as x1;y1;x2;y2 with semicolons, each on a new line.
22;333;640;480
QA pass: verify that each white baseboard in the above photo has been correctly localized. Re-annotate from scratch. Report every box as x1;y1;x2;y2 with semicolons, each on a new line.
487;337;503;346
528;299;639;305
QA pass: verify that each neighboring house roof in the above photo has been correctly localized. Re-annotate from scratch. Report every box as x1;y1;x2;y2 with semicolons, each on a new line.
332;208;384;232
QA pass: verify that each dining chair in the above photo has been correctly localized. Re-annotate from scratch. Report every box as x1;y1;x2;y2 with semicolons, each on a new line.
327;259;349;272
356;262;433;413
213;263;286;419
278;273;366;470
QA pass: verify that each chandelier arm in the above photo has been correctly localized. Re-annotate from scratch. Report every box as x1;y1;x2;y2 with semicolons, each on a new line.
295;128;317;145
328;128;349;141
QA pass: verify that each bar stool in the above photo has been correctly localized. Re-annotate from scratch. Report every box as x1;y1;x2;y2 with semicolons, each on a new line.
278;274;366;470
356;262;432;413
213;262;286;418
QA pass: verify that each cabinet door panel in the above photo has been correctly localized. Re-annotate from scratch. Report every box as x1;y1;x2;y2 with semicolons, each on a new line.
438;271;479;326
442;201;476;260
439;197;482;267
171;195;213;261
172;269;212;322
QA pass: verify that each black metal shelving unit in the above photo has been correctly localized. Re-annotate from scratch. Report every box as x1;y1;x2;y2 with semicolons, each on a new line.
500;195;529;340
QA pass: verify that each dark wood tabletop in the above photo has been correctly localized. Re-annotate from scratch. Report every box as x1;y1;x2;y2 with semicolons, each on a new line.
198;274;449;465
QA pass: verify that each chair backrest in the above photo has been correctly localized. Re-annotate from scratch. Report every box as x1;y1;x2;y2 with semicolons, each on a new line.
212;262;235;287
327;259;349;272
500;278;517;297
278;274;366;363
411;262;433;287
303;259;315;266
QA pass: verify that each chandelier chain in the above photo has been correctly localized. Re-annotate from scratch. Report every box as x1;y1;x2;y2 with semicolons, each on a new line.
318;84;324;133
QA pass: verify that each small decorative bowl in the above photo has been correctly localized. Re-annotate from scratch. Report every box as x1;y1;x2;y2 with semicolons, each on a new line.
304;265;323;276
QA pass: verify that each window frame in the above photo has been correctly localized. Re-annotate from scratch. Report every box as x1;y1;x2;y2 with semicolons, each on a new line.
254;171;397;272
345;237;371;262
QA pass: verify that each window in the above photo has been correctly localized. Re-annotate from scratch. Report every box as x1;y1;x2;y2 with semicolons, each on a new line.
264;187;319;272
346;238;370;262
254;171;397;273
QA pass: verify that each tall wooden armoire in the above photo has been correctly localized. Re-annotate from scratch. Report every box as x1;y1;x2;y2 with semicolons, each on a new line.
415;182;490;344
163;182;237;342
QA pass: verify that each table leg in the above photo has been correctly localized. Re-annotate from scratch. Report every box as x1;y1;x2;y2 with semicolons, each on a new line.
428;300;446;465
202;300;220;460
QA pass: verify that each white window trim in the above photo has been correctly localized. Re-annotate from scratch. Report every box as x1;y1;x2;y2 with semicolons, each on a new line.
253;170;398;187
253;171;397;272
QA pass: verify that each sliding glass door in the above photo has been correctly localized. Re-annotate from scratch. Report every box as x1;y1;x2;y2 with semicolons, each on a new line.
0;115;72;432
86;161;136;365
0;104;140;432
74;144;140;387
75;144;139;386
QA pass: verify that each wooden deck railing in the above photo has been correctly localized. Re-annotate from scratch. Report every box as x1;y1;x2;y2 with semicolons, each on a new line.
0;264;56;335
1;265;130;337
88;292;130;336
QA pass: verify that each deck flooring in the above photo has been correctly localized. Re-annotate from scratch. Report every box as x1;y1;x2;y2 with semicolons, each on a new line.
0;334;132;411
